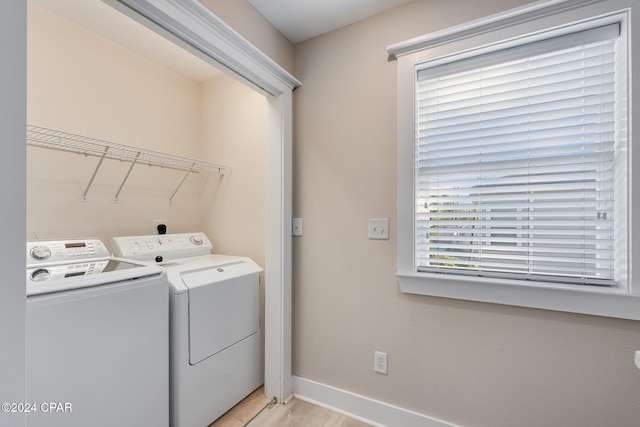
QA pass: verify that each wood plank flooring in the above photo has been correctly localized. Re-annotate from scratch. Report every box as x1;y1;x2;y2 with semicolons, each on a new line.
208;387;372;427
247;398;372;427
208;387;271;427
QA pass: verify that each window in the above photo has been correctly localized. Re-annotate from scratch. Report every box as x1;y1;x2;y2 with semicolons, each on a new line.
390;0;638;320
416;23;626;287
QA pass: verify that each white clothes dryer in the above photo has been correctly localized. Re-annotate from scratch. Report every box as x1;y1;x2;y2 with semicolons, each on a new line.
26;238;168;427
111;232;263;427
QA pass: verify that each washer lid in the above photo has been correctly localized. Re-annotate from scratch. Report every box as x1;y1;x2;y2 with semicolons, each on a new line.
26;259;162;296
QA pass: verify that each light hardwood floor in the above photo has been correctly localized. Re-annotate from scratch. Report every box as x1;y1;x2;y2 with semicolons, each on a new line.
209;387;372;427
207;387;271;427
246;398;372;427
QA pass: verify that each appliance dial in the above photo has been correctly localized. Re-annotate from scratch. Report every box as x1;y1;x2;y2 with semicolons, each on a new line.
30;245;52;261
190;235;203;245
30;268;51;282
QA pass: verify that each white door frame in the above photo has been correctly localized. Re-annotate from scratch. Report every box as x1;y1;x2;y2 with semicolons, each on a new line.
106;0;299;402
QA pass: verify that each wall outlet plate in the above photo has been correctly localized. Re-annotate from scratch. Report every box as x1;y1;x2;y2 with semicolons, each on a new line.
375;351;388;375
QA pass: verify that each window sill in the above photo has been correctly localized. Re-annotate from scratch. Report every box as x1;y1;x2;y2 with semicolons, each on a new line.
397;272;640;321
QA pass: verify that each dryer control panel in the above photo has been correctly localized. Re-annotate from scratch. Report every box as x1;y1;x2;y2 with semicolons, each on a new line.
27;238;111;267
111;232;213;261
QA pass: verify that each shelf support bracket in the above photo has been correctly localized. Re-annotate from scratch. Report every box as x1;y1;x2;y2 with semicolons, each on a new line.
169;162;195;204
114;151;140;203
82;146;109;202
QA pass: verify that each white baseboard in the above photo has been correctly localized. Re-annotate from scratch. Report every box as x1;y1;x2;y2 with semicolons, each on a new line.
292;376;457;427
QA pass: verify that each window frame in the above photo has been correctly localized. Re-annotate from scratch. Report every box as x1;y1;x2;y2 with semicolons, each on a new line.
391;0;639;320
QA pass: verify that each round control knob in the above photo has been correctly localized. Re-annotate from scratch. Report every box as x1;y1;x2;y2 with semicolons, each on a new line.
190;235;203;246
30;268;51;282
155;256;163;263
30;245;52;261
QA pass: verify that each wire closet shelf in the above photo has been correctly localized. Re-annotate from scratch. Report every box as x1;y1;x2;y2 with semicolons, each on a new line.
26;125;231;203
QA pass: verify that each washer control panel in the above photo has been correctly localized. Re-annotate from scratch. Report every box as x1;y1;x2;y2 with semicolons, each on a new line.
27;260;111;283
111;232;213;261
27;239;111;267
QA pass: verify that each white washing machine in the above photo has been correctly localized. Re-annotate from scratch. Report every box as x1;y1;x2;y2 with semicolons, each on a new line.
26;238;168;427
110;232;263;427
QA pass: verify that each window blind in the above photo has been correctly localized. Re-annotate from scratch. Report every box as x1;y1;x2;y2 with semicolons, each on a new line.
414;25;624;286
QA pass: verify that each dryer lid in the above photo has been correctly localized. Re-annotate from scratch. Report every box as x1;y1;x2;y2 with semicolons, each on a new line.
183;264;260;365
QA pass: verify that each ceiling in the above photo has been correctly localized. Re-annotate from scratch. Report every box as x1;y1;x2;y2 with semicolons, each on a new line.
248;0;415;43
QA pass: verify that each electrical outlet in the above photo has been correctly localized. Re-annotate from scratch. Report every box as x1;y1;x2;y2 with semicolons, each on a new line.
375;351;388;375
153;219;168;235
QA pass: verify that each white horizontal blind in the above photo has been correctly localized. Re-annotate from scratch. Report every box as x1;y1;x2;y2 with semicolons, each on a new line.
415;25;624;286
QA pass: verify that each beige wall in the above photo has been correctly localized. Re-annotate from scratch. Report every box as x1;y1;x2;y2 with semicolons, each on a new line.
291;1;640;426
27;3;202;240
200;75;267;267
27;2;267;266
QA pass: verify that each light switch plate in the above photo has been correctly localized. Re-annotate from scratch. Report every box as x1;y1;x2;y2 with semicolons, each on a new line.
368;218;389;240
293;218;303;237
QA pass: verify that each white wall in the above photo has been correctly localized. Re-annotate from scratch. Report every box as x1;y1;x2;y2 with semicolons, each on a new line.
0;1;26;426
291;0;640;426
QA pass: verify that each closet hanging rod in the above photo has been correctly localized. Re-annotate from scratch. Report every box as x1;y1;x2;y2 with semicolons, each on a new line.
26;125;230;175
